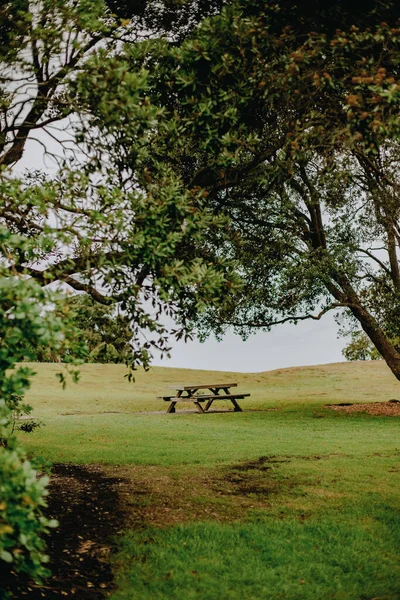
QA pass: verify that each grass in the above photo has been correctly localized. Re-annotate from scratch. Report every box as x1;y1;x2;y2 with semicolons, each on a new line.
18;409;399;466
112;512;400;600
17;361;400;599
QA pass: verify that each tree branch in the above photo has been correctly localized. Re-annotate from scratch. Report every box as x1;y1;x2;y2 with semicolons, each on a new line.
0;34;102;166
61;276;114;305
356;247;391;276
225;303;352;328
189;139;284;191
25;251;128;283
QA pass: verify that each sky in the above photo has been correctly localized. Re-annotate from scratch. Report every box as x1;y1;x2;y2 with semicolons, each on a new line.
152;313;345;373
17;129;347;374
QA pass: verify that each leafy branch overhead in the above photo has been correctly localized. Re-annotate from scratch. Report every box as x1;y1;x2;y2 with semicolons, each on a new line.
0;0;238;370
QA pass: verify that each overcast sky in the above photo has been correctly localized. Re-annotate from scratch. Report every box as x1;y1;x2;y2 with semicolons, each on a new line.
152;314;345;373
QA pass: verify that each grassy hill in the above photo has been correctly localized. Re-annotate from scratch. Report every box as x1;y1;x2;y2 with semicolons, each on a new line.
17;360;400;466
15;361;400;599
24;359;400;418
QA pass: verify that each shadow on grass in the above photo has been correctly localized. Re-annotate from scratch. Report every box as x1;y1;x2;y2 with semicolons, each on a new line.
5;464;128;599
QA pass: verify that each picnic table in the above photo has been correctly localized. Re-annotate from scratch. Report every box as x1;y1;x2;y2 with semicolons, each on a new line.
158;382;250;413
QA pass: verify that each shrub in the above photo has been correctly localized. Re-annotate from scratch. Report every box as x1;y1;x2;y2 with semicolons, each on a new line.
0;271;84;597
0;401;57;598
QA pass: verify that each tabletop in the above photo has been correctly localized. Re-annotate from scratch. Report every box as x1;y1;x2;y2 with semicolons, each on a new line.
168;382;237;392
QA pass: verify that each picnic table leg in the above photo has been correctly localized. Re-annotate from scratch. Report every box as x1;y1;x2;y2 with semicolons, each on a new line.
185;391;205;413
230;398;242;412
193;401;205;413
204;398;214;411
167;390;185;413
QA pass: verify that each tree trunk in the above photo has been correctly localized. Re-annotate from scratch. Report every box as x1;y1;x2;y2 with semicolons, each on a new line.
349;303;400;380
330;271;400;381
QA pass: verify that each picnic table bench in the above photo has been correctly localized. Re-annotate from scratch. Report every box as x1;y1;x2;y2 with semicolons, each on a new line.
158;382;250;413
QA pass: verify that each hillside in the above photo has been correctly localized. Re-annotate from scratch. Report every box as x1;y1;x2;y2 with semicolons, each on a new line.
23;360;400;419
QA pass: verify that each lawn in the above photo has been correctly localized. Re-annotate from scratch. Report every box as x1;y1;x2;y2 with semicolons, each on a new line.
18;361;400;599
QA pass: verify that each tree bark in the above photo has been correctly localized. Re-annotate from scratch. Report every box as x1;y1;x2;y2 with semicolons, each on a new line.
387;226;400;291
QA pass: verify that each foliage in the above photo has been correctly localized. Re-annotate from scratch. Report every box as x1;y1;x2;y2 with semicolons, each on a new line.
135;0;400;379
66;296;133;363
4;393;43;436
0;0;237;372
104;0;223;41
342;331;382;361
0;423;57;595
0;233;84;594
17;295;134;364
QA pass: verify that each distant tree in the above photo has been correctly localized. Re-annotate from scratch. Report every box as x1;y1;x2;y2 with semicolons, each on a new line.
67;295;133;363
137;0;400;380
18;295;134;363
342;332;382;361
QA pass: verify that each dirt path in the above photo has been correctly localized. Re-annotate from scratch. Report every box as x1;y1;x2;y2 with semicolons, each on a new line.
6;456;295;597
9;464;129;599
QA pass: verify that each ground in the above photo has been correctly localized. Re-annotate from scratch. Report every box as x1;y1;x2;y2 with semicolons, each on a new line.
5;459;282;600
6;397;400;599
7;464;129;599
8;456;297;599
327;399;400;416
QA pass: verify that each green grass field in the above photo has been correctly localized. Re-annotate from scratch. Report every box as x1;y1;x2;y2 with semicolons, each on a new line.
18;361;400;599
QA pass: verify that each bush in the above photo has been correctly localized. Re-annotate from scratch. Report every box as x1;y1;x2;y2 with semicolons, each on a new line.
0;401;57;598
0;273;82;597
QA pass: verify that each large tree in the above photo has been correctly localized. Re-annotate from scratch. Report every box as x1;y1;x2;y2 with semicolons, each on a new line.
136;0;400;378
0;1;233;590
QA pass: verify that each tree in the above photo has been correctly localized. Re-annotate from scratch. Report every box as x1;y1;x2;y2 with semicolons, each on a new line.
17;295;134;363
0;0;235;369
61;295;133;363
136;0;400;380
342;331;382;361
0;1;235;592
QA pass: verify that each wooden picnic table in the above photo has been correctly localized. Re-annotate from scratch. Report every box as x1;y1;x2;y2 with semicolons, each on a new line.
158;382;250;413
